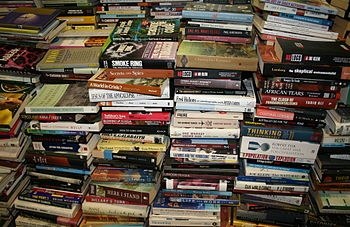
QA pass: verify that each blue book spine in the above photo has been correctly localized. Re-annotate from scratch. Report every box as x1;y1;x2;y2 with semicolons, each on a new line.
279;13;333;26
99;14;145;19
161;189;232;196
30;191;82;204
241;124;322;142
35;165;90;175
246;163;310;173
169;197;240;205
182;10;253;23
27;129;89;136
237;176;309;186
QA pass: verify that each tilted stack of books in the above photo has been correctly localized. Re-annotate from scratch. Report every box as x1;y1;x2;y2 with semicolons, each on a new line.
0;7;66;48
14;82;102;227
252;0;339;45
148;0;194;20
0;0;41;16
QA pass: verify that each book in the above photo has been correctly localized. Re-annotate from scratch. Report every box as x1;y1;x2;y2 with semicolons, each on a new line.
274;38;350;66
0;7;61;30
0;44;46;73
176;40;258;71
25;83;99;114
110;18;180;41
88;71;170;96
36;47;101;70
182;2;254;23
327;107;350;123
96;138;169;152
100;41;178;69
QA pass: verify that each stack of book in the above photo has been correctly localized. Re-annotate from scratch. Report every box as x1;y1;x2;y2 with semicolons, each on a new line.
35;46;101;83
0;81;36;227
307;106;350;225
13;82;101;226
252;0;339;44
330;0;350;39
97;0;147;25
0;7;66;48
235;38;349;225
182;2;254;43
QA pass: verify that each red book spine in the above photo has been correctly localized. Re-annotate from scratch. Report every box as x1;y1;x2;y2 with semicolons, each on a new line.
102;112;170;121
102;120;168;126
186;35;251;44
260;94;338;109
89;184;150;205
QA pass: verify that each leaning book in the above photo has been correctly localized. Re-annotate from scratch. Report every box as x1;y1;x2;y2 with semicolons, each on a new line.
25;83;99;114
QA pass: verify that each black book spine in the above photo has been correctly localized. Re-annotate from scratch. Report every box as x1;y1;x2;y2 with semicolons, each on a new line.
185;27;251;37
254;117;326;128
175;87;247;95
25;153;88;169
100;58;175;70
18;194;72;209
175;68;241;79
261;89;337;99
110;152;156;166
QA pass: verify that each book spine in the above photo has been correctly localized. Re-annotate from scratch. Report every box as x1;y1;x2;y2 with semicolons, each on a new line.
100;133;165;143
102;112;170;121
82;201;148;217
263;2;329;19
175;88;246;95
170;126;240;139
255;107;324;122
92;149;157;165
25;153;87;169
102;125;169;134
186;35;251;43
325;114;350;135
170;152;238;162
18;195;72;209
32;141;87;153
234;181;309;193
182;10;253;23
241;123;323;142
236;176;309;186
30;134;90;143
254;117;326;128
263;0;337;15
102;120;168;126
163;173;235;181
88;184;150;205
100;58;175;70
88;81;162;96
168;197;239;205
278;12;333;26
240;136;320;160
188;21;252;31
174;78;241;89
256;104;327;119
174;68;241;79
185;27;251;37
165;178;228;191
172;142;237;150
100;99;174;107
245;168;309;178
29;121;102;132
172;118;239;128
35;165;90;175
85;195;144;205
261;88;337;99
175;94;255;107
175;102;255;113
20;113;76;122
260;94;338;109
321;134;350;144
174;111;243;120
259;80;341;92
264;14;329;30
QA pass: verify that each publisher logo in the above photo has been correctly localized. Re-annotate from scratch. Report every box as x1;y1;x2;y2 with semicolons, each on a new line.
248;141;270;151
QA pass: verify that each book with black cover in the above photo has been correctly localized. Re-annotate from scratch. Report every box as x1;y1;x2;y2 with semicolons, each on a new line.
274;38;350;66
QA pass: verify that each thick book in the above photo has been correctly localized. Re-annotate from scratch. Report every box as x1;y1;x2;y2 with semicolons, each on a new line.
36;47;101;70
274;38;350;66
182;2;254;23
110;18;180;41
0;44;46;73
25;83;99;114
88;71;170;96
176;40;258;71
0;7;61;30
100;41;178;69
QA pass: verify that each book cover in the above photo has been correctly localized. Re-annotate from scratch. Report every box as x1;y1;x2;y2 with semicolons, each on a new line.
274;38;350;66
25;83;99;114
0;7;61;30
88;70;170;96
176;40;258;71
0;44;46;72
111;18;180;42
36;47;101;70
100;41;178;69
182;2;254;23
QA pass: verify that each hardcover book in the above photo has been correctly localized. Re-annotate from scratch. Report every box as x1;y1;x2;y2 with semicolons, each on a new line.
25;83;99;114
36;47;101;70
0;44;46;73
110;18;180;42
0;7;61;30
100;41;178;69
274;38;350;66
176;40;258;71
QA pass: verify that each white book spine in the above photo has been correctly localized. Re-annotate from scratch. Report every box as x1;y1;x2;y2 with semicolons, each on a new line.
24;106;99;114
172;117;239;128
263;2;328;19
175;103;255;113
234;180;309;192
100;100;174;107
174;110;244;120
325;113;350;136
246;193;303;206
265;15;329;30
174;94;256;107
188;21;252;31
29;121;103;132
240;136;319;162
244;167;309;179
82;201;149;218
170;126;240;138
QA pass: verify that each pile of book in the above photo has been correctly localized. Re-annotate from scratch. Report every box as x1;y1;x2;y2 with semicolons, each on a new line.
149;0;193;19
13;81;101;226
182;2;254;43
0;0;42;16
234;37;349;226
0;7;66;48
252;0;339;44
307;106;350;225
